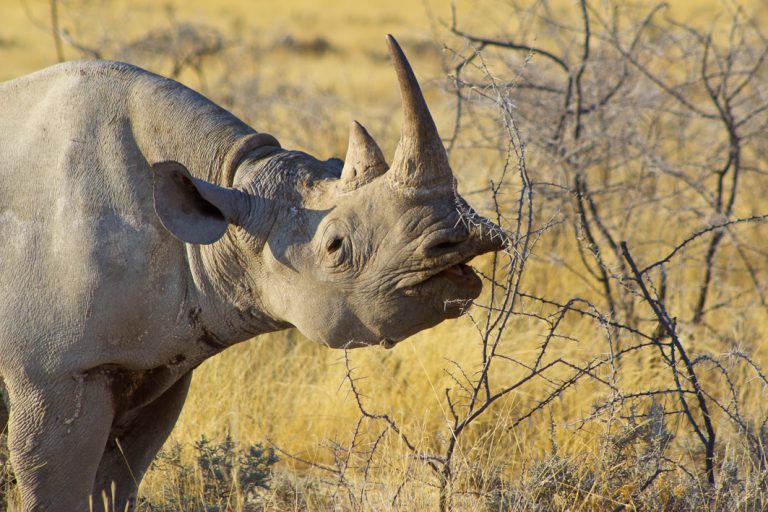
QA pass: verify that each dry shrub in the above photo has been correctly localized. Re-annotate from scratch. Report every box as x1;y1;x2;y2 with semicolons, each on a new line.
2;1;768;511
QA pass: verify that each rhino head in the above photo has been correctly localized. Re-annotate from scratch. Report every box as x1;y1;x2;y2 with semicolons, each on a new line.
154;35;507;348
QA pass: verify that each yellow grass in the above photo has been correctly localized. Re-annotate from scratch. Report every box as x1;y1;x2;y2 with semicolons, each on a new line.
2;0;768;510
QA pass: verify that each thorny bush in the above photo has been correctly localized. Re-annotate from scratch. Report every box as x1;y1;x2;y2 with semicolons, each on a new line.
5;1;768;510
293;1;768;510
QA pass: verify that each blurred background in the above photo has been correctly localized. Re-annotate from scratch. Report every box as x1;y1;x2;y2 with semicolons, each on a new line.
2;1;768;510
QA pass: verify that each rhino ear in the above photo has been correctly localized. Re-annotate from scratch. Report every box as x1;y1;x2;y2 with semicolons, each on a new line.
152;161;243;245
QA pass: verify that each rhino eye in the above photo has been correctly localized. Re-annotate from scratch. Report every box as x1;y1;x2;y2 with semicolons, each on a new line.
326;237;343;253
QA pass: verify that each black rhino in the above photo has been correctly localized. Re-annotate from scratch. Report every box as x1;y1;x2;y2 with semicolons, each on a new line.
0;36;505;510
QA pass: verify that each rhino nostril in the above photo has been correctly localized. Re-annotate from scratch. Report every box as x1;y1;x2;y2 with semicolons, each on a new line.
427;235;467;256
432;241;460;251
423;226;471;256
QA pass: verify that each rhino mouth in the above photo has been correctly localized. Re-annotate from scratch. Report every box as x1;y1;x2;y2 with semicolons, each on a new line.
424;260;483;318
400;256;483;311
429;262;481;289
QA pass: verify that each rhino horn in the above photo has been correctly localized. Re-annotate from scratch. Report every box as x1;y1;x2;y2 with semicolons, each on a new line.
340;121;388;189
386;34;453;191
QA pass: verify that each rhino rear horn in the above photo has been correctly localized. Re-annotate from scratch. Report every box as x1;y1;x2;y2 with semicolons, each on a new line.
386;35;453;190
152;161;245;244
340;121;388;189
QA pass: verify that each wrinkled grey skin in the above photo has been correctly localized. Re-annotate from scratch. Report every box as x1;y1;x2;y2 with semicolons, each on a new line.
0;36;505;510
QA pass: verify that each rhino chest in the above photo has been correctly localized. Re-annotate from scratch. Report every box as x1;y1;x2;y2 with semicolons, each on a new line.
88;354;190;416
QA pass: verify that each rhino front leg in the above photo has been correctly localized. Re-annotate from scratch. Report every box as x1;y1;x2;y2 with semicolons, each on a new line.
7;374;114;511
92;371;192;510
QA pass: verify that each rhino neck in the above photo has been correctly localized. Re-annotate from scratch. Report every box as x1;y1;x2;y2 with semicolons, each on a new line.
171;146;291;350
127;71;279;185
185;236;291;349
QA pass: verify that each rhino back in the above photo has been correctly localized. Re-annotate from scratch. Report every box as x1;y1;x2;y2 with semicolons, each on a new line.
0;61;248;375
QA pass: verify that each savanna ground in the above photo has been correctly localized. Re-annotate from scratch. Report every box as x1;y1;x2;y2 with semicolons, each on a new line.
2;0;768;510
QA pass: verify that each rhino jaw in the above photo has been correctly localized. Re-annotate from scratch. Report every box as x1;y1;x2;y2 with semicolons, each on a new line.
424;263;483;318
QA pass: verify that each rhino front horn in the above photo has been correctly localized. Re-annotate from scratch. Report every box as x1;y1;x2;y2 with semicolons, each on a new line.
386;34;453;191
340;120;388;189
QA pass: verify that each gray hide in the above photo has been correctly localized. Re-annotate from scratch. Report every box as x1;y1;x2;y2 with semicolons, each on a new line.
0;36;505;511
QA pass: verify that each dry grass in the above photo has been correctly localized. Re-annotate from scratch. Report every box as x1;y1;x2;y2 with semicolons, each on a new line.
2;0;768;510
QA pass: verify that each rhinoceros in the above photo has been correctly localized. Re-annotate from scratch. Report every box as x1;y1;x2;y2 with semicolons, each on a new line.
0;35;505;510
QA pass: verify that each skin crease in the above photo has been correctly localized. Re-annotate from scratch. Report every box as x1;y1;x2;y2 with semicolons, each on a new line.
0;36;505;510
